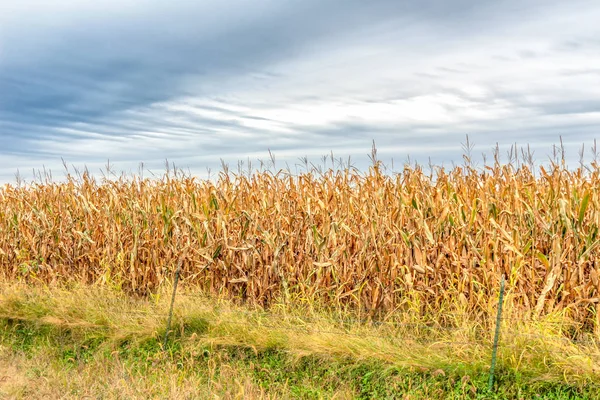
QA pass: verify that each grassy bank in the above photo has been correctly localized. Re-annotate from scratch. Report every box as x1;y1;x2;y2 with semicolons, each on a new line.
0;283;598;399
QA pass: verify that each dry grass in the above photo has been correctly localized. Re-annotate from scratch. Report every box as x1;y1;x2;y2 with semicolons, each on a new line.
1;144;600;336
0;282;599;399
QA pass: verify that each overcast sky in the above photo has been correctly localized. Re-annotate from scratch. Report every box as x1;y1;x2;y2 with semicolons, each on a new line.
1;0;599;183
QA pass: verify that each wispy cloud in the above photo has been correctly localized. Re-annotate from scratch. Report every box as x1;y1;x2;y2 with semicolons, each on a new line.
1;0;599;183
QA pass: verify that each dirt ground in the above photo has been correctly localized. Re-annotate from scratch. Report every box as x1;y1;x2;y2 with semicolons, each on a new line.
0;349;48;400
0;357;26;399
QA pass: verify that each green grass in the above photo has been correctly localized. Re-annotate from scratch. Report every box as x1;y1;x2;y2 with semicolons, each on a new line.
0;283;599;399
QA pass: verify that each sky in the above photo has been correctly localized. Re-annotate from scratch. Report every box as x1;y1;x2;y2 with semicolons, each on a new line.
1;0;600;183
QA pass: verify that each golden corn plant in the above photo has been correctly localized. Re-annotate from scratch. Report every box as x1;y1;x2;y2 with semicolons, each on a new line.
1;152;599;331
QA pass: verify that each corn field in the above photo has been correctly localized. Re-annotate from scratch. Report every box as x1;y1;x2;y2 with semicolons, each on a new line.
1;154;600;327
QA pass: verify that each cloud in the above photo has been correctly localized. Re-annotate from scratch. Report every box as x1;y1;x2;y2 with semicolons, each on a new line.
1;0;600;183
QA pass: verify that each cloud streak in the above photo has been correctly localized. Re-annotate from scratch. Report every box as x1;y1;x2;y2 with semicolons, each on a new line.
1;0;600;183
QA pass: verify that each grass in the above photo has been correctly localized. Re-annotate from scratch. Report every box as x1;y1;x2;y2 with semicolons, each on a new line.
0;282;599;399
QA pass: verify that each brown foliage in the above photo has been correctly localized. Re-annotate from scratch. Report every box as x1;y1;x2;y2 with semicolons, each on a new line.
1;158;600;325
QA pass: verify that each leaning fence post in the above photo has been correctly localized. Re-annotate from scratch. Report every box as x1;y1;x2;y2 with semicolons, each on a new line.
488;273;506;392
163;260;182;349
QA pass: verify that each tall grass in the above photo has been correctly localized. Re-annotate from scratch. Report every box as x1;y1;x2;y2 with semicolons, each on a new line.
1;144;599;333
